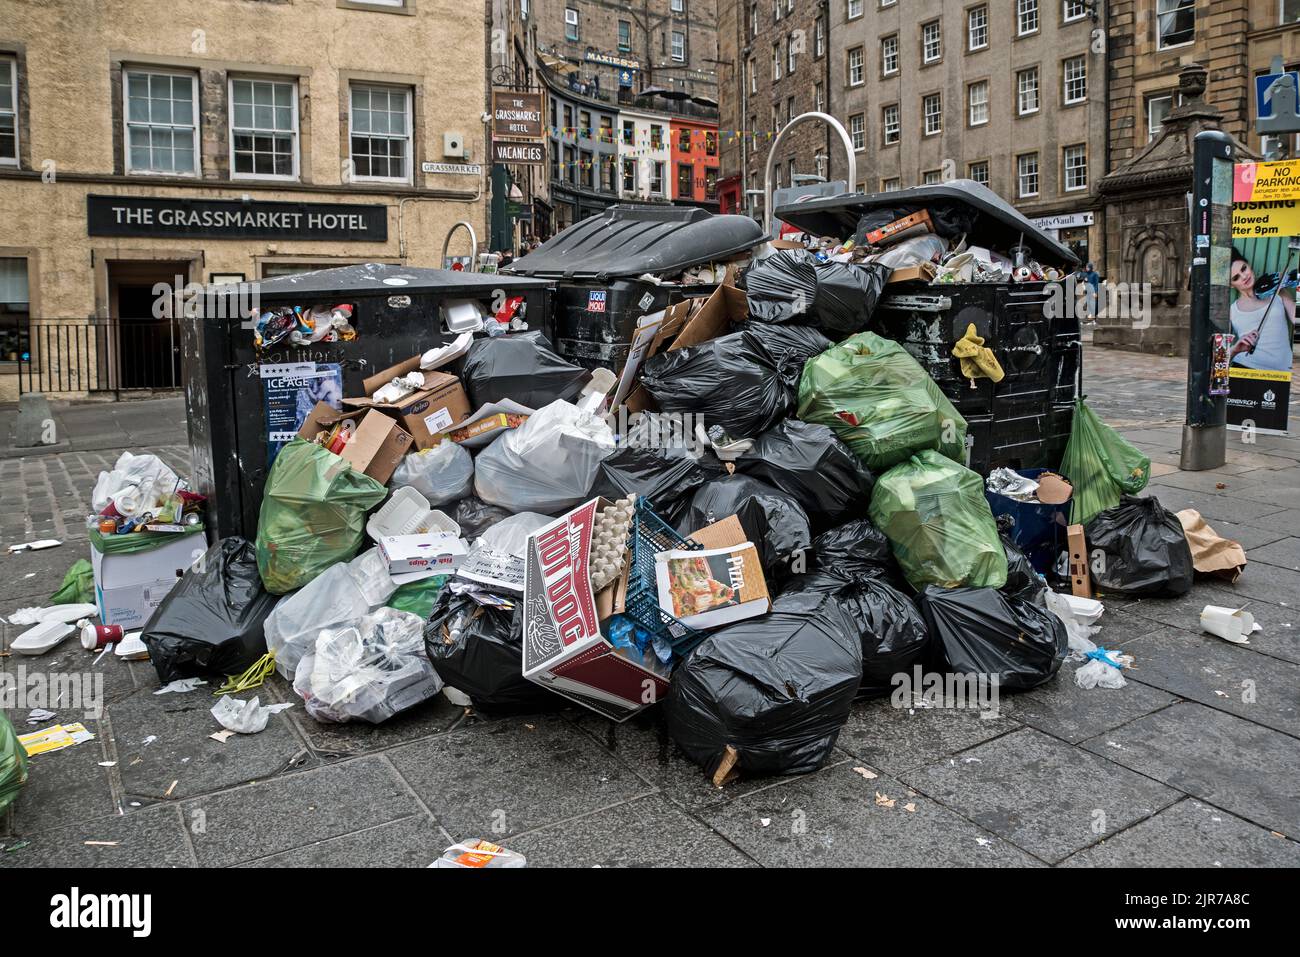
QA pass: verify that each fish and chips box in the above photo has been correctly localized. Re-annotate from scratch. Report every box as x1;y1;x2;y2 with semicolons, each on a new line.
522;497;668;721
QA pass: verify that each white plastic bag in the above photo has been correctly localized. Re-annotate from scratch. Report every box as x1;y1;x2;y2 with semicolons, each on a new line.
473;400;616;514
1074;648;1131;690
1044;589;1103;658
210;695;294;734
292;608;442;724
346;547;398;607
263;563;372;679
92;451;179;518
391;442;475;506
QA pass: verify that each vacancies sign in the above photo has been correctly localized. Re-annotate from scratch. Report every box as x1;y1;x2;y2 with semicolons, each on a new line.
87;195;388;241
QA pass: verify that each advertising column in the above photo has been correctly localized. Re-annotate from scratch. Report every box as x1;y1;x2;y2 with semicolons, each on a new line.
1230;160;1298;435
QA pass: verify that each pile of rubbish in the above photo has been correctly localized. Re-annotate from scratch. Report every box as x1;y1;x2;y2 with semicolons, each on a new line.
4;186;1259;837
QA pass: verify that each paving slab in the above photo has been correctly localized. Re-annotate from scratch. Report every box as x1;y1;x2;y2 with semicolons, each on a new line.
107;687;312;802
835;694;1020;775
1135;488;1288;527
1115;625;1300;737
3;714;118;833
181;756;420;867
1247;536;1300;570
1081;701;1300;836
386;714;652;840
1007;661;1177;744
1240;507;1300;538
1060;798;1300;868
1222;559;1300;609
0;542;88;602
700;760;1043;867
241;813;448;868
510;794;757;868
1117;582;1260;633
902;727;1180;864
284;684;467;759
564;709;788;811
1147;470;1268;496
0;803;195;868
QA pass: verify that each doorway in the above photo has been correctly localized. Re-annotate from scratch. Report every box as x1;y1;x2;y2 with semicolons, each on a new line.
108;261;187;390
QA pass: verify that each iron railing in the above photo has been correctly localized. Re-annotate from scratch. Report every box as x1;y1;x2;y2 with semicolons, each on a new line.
1;316;183;396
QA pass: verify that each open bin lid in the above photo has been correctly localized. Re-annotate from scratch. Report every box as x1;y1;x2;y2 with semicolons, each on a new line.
216;263;552;302
772;179;1080;268
505;205;770;281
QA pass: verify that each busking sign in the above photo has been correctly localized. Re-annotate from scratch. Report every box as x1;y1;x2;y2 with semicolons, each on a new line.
87;195;388;241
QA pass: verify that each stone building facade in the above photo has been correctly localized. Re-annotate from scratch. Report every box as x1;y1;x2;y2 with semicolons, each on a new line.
0;0;490;400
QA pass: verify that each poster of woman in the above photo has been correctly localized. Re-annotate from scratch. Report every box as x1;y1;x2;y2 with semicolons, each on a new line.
1226;237;1295;434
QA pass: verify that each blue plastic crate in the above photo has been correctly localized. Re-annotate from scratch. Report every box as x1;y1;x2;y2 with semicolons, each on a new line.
623;497;707;658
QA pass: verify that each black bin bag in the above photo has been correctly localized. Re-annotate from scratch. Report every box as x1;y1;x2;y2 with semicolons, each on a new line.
733;321;831;388
639;329;790;439
736;419;874;528
451;496;513;541
777;573;929;699
424;590;563;714
142;537;280;685
665;593;863;777
1085;495;1195;597
920;585;1067;692
458;331;588;410
677;473;812;576
808;518;897;581
587;425;726;526
1001;535;1047;607
740;249;890;338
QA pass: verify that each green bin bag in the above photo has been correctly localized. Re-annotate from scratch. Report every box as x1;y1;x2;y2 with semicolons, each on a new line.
1;712;27;815
869;449;1008;590
797;331;967;471
386;574;449;620
49;558;95;605
1059;399;1150;526
255;439;387;595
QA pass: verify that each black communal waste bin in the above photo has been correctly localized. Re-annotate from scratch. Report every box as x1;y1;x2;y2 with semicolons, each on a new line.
506;205;768;370
183;263;554;542
774;180;1082;475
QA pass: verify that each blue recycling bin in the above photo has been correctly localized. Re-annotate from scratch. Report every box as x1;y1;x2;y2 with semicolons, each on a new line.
986;468;1072;574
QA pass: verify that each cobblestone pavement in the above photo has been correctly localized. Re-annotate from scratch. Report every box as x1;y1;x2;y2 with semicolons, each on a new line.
2;347;1299;868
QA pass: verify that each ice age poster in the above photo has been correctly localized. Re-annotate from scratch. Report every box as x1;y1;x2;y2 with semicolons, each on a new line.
262;362;344;462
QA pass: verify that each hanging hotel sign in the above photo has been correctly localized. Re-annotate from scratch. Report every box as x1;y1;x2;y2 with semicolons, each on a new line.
87;195;388;241
491;91;544;140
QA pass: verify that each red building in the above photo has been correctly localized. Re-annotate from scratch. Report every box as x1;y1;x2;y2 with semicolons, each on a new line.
669;117;720;210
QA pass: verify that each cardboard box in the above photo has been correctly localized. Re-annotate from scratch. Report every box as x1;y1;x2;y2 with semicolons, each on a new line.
887;262;938;285
343;355;471;449
655;541;769;630
91;533;203;629
522;498;669;721
864;209;934;246
296;401;413;485
1067;523;1092;599
378;533;467;575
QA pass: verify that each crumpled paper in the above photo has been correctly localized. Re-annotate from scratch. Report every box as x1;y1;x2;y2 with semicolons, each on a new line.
1176;509;1247;584
210;696;294;735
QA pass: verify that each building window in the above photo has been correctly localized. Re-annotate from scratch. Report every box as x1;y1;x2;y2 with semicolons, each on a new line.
601;155;615;192
882;103;900;144
968;81;989;126
565;7;580;42
1017;0;1039;35
124;68;199;175
622;120;634;145
705;167;718;199
1156;0;1195;49
1286;0;1300;24
229;78;298;180
787;96;795;124
847;47;864;86
677;162;692;197
814;81;824;113
599;115;613;144
672;0;685;12
849;112;865;151
521;0;529;17
0;57;17;165
705;131;717;155
1017;151;1039;197
650;160;664;195
619;20;631;52
773;43;782;80
672;31;685;62
1146;94;1172;141
580;110;591;138
749;59;756;94
881;35;898;75
349;83;411;182
0;258;30;364
750;2;758;36
678;127;691;152
650;124;663;149
922;169;943;185
551;140;560;181
968;6;988;51
622;157;636;192
881;177;900;191
787;34;797;73
1063;143;1087;191
968;160;989;185
848;0;863;18
564;144;575;184
815;17;826;57
1063;1;1088;22
922;21;942;64
923;93;942;135
881;0;897;6
1017;67;1040;115
1063;56;1087;104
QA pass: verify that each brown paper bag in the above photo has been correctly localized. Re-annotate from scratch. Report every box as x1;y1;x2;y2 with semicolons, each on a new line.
1176;509;1247;584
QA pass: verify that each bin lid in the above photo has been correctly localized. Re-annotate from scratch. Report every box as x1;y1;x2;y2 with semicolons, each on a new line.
772;179;1081;267
221;263;551;300
505;205;769;281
